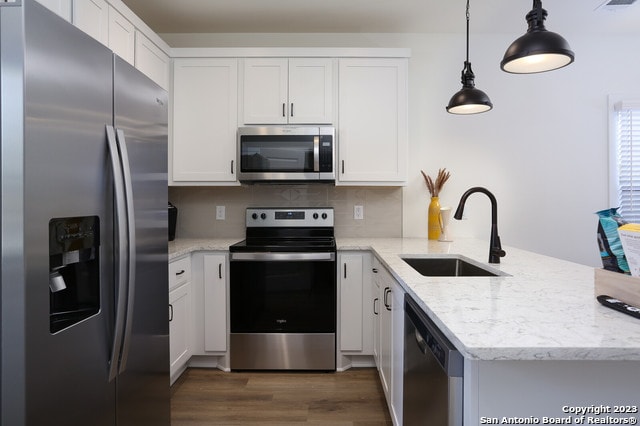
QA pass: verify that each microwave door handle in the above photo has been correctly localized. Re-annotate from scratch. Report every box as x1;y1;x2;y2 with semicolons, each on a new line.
313;135;320;172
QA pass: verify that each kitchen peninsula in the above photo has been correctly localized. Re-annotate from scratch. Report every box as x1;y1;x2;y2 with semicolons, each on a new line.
169;237;640;423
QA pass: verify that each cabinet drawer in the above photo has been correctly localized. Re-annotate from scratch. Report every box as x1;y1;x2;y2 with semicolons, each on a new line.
169;256;191;290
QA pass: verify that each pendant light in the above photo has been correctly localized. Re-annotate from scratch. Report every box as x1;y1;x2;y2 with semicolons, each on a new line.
446;0;493;115
501;0;574;74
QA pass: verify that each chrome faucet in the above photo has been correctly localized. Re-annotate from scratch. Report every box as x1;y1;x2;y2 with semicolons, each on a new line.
453;187;506;264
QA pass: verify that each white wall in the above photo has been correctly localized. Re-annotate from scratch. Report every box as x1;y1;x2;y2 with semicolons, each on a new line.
163;31;640;266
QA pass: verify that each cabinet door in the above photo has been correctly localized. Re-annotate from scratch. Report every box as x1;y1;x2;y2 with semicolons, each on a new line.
243;58;288;124
372;265;381;366
169;282;192;380
203;254;227;352
288;58;334;124
338;58;408;185
73;0;109;46
172;58;239;183
391;280;405;426
379;275;392;401
339;254;364;352
134;31;170;90
36;0;72;21
108;6;135;65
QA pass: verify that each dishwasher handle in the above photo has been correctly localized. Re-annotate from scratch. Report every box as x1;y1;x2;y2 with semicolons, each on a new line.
414;328;429;355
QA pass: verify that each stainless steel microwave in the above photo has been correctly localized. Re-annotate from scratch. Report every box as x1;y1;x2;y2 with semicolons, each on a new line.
237;126;335;183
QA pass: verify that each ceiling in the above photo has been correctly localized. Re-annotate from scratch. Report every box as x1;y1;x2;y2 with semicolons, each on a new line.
121;0;640;35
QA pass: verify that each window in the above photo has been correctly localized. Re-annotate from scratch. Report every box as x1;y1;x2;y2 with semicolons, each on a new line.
611;98;640;222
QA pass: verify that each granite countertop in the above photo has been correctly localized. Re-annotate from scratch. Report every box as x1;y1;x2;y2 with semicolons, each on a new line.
169;237;640;362
169;238;242;260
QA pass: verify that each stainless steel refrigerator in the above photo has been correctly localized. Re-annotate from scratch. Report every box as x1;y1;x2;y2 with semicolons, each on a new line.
0;1;170;424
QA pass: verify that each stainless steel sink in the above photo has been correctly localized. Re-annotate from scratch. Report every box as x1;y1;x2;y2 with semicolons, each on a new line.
401;255;505;277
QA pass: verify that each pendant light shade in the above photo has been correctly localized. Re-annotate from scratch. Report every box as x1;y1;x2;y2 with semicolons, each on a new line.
446;0;492;115
501;0;574;74
446;62;493;114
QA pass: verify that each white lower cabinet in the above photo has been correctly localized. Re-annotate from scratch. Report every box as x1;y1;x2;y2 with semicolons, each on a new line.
337;252;375;371
202;253;227;352
373;257;404;426
169;283;192;383
169;252;229;382
391;279;405;426
188;252;229;370
338;252;373;353
169;255;193;384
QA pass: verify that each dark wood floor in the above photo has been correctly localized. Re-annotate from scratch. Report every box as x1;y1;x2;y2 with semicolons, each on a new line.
170;367;393;425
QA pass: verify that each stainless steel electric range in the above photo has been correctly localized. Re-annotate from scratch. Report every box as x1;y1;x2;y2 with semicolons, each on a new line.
229;207;337;371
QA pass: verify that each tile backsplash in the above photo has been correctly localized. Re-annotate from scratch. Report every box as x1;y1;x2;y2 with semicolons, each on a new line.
168;185;402;239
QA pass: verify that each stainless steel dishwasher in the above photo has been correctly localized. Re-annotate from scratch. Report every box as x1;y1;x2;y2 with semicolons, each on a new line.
403;294;464;425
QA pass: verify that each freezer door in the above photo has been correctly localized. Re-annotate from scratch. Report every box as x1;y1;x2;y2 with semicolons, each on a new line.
13;1;116;425
113;56;170;426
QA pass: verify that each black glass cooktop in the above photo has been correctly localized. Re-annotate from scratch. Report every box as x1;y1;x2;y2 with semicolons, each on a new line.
229;237;336;253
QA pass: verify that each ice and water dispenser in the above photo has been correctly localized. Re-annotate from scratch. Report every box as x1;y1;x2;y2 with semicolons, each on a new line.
49;216;100;333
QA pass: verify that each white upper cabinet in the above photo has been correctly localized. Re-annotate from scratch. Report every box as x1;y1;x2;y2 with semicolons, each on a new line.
337;58;408;185
36;0;72;21
67;0;170;89
243;58;287;124
242;58;334;125
135;31;170;90
73;0;109;46
108;5;135;65
288;58;334;124
172;58;239;184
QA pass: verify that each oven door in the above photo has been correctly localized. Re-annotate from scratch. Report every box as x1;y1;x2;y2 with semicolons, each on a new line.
230;252;336;333
229;251;337;370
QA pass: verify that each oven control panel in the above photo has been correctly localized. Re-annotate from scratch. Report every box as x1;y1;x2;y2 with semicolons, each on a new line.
246;208;334;227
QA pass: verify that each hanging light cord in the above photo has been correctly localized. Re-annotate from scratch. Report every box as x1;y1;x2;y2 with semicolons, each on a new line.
465;0;470;64
460;0;475;88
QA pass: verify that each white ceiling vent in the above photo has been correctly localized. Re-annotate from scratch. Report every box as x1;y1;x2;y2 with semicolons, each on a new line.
596;0;637;12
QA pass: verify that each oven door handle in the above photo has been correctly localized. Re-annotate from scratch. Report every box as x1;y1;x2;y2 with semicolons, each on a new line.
230;252;335;261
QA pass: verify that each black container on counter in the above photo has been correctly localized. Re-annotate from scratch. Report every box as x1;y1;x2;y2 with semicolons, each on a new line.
168;202;177;241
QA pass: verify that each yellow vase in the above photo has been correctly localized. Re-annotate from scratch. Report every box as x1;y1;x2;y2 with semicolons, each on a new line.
428;196;441;240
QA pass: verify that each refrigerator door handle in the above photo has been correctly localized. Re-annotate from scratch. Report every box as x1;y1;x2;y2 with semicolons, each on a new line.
115;128;137;374
106;125;129;382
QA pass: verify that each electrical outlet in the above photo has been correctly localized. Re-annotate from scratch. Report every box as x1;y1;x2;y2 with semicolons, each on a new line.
216;206;225;220
354;205;364;220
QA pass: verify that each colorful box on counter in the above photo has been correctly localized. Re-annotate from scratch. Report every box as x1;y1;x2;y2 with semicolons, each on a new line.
618;223;640;277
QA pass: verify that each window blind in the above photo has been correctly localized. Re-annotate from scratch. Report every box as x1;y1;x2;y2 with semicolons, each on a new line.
615;100;640;222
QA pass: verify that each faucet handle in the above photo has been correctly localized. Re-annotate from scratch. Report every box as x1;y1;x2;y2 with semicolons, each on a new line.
488;247;506;264
491;247;506;258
